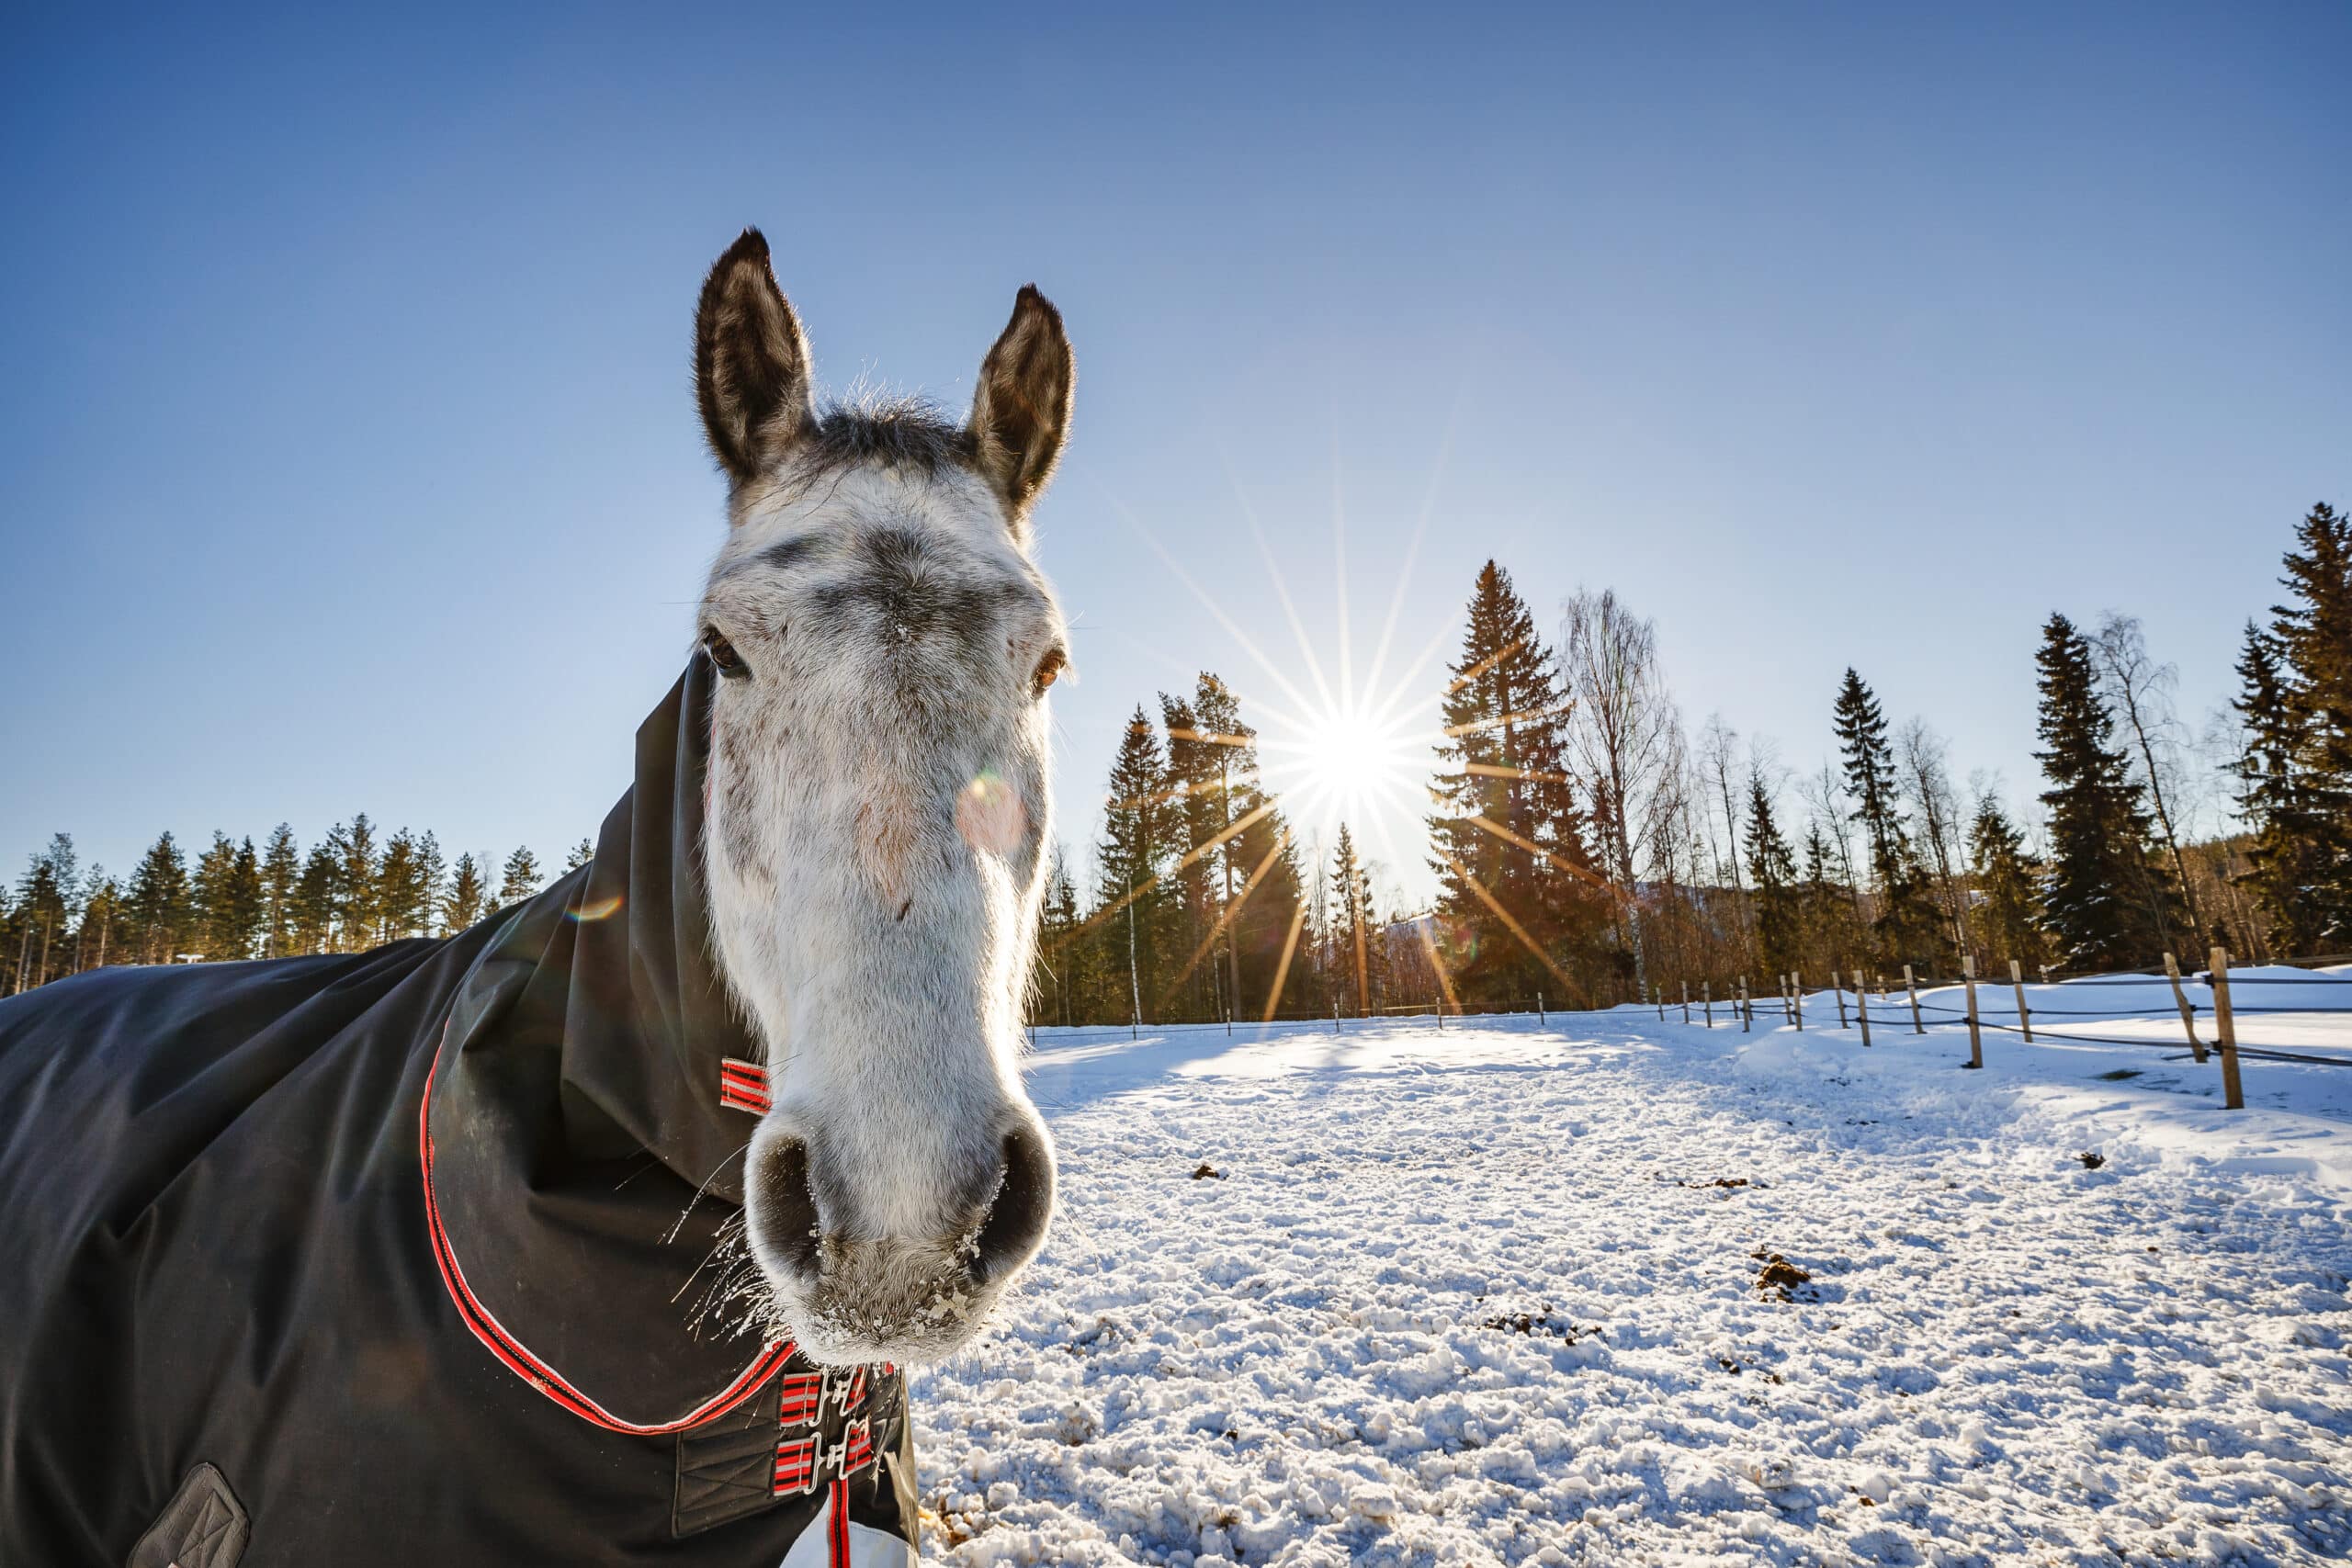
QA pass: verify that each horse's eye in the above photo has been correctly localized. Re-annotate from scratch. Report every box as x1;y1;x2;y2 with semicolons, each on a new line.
1033;648;1066;696
703;628;750;680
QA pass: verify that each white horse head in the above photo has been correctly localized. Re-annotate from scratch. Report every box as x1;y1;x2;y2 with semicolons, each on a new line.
692;230;1071;1365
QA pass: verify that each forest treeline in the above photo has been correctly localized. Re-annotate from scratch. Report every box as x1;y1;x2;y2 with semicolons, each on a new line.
0;820;592;983
6;503;2347;1019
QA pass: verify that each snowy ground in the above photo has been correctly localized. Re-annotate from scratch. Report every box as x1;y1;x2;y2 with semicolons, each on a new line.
912;979;2352;1566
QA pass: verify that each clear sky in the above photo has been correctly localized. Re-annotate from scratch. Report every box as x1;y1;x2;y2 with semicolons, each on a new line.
3;1;2346;908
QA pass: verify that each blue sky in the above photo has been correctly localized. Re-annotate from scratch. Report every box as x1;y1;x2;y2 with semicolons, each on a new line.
3;2;2346;907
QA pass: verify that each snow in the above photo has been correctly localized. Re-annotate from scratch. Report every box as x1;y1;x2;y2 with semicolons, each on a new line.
913;986;2352;1565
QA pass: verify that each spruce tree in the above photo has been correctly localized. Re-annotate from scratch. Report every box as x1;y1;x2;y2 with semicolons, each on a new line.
1968;795;2046;969
442;852;491;933
1034;853;1085;1028
1797;820;1865;977
498;846;544;907
125;831;192;964
1192;673;1308;1020
1743;777;1802;976
1428;561;1600;1003
1329;824;1390;1015
1158;691;1221;1019
2266;502;2352;945
1831;670;1939;962
565;837;595;872
2232;622;2327;954
1092;706;1182;1021
2033;613;2179;969
259;824;300;958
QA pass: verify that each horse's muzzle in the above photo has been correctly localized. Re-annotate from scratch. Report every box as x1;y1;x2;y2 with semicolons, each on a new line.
745;1117;1055;1364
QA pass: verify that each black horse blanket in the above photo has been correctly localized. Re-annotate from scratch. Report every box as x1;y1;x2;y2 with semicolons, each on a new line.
0;657;919;1567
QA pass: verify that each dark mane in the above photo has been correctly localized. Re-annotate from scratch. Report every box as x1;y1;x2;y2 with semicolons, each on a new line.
790;394;978;479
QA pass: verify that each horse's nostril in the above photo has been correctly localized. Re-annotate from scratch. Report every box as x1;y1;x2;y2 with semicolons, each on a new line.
750;1134;822;1280
967;1126;1055;1288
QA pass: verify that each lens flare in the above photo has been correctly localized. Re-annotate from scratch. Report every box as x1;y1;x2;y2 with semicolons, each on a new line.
956;771;1028;857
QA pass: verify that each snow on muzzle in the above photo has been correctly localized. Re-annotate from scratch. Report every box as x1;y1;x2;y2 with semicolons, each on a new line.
743;1105;1056;1365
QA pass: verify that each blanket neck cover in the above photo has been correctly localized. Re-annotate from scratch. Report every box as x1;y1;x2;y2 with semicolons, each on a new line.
0;656;918;1566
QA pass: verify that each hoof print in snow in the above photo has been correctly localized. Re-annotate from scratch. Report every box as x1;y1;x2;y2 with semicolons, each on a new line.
2077;1152;2106;1169
1190;1162;1226;1179
1753;1252;1819;1301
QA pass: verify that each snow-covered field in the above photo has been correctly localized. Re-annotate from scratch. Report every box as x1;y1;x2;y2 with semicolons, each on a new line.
912;977;2352;1566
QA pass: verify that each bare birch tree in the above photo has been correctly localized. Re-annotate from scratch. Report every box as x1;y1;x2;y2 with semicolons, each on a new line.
2090;612;2199;934
1897;717;1969;953
1560;588;1679;987
1697;714;1744;895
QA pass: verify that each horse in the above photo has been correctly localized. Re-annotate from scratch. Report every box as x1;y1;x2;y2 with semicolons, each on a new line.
0;228;1075;1568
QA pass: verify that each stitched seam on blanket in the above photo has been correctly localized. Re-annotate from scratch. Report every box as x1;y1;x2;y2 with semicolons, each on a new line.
419;1019;791;1434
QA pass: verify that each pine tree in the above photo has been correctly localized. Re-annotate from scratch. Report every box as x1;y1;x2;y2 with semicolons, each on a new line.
1092;707;1182;1021
292;843;341;954
190;832;238;959
1744;776;1802;976
79;872;123;968
498;846;544;907
2265;502;2352;945
2232;622;2327;954
1429;561;1601;1004
442;852;491;933
1968;795;2046;969
259;824;300;958
334;817;380;952
565;837;595;872
9;835;77;987
2033;614;2180;969
1831;670;1939;963
414;831;447;936
125;831;192;964
376;829;446;942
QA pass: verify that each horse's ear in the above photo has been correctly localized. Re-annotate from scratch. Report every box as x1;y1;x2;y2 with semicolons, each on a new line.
695;229;813;486
967;286;1073;523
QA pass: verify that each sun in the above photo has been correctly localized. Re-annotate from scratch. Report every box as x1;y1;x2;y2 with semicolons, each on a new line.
1262;698;1424;840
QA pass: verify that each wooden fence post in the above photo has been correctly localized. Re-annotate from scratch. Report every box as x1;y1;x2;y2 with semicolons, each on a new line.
1792;971;1804;1031
2009;959;2033;1043
1856;972;1872;1047
1655;985;1664;1022
1702;980;1713;1028
1962;954;1984;1069
1537;992;1545;1026
2211;947;2244;1111
1904;964;1924;1034
1739;976;1751;1033
2164;952;2206;1063
1680;982;1690;1024
1833;970;1849;1028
